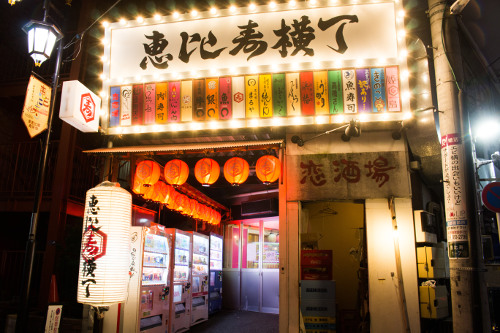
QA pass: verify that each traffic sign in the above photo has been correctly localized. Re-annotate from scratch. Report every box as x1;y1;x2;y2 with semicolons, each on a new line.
482;182;500;213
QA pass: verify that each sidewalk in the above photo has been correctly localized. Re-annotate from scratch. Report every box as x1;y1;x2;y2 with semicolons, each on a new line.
189;310;279;333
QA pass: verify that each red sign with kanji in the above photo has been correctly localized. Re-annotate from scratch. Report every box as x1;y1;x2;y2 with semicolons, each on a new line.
81;227;107;261
80;93;96;123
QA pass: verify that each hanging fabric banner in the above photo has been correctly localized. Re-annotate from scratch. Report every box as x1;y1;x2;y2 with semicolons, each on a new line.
300;71;315;116
132;84;144;125
314;71;329;115
193;79;206;121
286;73;301;116
109;86;120;127
168;81;181;122
232;76;245;119
144;83;155;124
120;85;132;126
259;74;273;118
272;73;286;117
219;77;232;120
386;66;401;112
155;82;168;124
206;78;219;120
371;68;387;112
342;70;357;113
180;80;193;122
245;75;259;118
328;70;343;114
356;68;372;113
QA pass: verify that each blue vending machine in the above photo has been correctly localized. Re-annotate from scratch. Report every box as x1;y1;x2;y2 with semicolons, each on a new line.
209;232;223;315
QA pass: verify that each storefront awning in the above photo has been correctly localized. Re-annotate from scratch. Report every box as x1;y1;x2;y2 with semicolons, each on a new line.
83;139;284;155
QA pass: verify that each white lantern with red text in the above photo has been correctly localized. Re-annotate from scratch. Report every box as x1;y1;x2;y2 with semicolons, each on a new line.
77;181;131;306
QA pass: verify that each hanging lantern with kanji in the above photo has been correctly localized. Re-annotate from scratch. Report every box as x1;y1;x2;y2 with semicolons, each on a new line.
164;159;189;187
135;160;161;187
163;184;177;207
133;176;155;197
194;158;220;187
174;193;189;212
255;155;281;185
141;184;155;200
223;157;249;186
151;181;168;203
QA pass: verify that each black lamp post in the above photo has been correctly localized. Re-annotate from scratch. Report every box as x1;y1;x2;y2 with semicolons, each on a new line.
16;1;63;331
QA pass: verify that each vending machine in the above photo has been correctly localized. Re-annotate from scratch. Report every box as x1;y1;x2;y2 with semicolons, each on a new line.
190;232;209;325
166;229;192;333
209;232;223;315
103;223;171;333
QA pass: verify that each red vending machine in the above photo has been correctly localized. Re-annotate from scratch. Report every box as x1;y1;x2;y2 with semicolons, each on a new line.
190;232;209;325
103;222;172;333
166;229;192;333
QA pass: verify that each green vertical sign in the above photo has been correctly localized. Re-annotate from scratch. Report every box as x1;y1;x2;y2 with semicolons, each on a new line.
272;73;286;117
328;70;343;114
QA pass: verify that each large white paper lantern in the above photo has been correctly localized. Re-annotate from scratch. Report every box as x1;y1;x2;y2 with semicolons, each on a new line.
77;181;131;306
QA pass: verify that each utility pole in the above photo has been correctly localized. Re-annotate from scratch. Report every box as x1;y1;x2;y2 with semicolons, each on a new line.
427;0;488;331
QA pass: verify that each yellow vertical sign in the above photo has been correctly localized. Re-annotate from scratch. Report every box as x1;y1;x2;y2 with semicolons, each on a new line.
259;74;273;118
180;80;193;122
22;75;51;138
155;82;168;124
314;71;329;115
286;73;301;116
205;78;219;120
245;75;259;118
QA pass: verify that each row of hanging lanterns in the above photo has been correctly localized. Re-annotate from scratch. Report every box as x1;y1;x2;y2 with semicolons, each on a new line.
133;179;222;224
134;155;281;188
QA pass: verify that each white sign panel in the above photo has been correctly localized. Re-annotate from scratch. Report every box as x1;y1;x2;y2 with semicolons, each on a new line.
59;80;101;132
106;3;397;80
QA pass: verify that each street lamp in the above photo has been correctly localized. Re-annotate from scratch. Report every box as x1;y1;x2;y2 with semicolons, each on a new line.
22;20;63;67
16;2;64;332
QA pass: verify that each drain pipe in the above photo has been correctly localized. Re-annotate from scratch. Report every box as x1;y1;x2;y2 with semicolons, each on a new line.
427;0;488;332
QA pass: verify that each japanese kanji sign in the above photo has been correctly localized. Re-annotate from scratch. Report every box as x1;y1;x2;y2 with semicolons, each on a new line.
60;80;101;133
22;75;51;138
287;151;409;200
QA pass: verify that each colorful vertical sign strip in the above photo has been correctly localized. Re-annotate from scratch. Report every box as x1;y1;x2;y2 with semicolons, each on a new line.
370;68;387;113
286;73;301;116
328;70;343;114
313;71;329;115
300;72;315;116
245;75;259;118
272;73;286;117
109;86;120;127
181;80;193;122
219;77;232;120
155;82;168;124
120;85;132;126
259;74;273;118
232;76;245;119
356;68;372;113
206;78;219;120
168;81;181;122
132;84;144;125
144;83;155;124
386;66;401;112
193;79;206;121
342;70;357;114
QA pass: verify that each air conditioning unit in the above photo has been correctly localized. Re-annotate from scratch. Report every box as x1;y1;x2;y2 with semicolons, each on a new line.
414;210;437;244
241;199;278;216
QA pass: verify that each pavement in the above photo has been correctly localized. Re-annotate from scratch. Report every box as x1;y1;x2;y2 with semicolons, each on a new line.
189;310;279;333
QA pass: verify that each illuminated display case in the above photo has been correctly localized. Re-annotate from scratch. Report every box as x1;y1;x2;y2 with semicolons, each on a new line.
190;232;209;325
209;233;223;315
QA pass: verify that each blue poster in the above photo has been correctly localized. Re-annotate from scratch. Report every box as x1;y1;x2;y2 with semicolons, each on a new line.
370;68;387;113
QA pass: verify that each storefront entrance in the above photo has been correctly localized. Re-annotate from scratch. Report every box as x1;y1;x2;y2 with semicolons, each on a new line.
223;217;280;314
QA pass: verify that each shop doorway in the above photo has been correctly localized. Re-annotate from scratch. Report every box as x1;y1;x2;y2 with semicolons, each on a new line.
223;217;280;314
300;201;367;331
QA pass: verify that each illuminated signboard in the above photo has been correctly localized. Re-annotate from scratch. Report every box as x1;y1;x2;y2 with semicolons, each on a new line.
101;1;410;135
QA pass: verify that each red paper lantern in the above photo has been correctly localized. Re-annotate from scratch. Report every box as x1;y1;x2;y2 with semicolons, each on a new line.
223;157;249;186
194;158;220;187
132;176;154;197
142;184;155;200
164;159;189;186
152;181;168;203
255;155;281;185
193;202;204;220
164;185;177;207
174;193;188;212
135;160;161;187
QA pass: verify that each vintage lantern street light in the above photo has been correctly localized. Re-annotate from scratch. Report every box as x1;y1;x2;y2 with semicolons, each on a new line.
23;20;63;67
224;157;249;186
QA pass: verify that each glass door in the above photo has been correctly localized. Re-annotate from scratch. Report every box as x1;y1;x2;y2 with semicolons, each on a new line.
241;220;261;312
262;219;279;314
222;223;241;310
